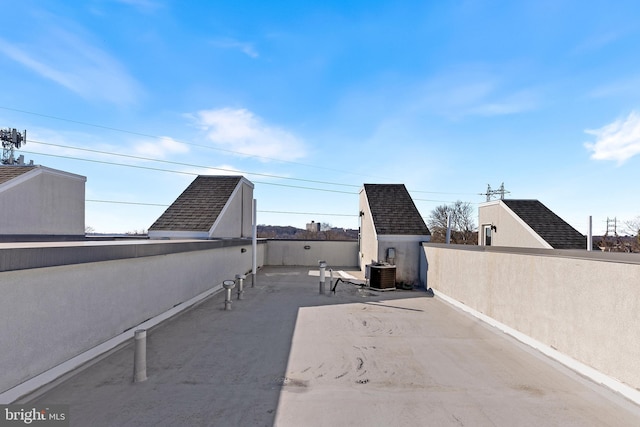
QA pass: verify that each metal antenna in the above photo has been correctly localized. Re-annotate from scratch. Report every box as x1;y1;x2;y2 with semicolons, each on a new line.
1;128;27;165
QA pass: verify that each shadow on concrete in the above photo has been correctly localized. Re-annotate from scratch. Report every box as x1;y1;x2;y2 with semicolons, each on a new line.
27;266;428;427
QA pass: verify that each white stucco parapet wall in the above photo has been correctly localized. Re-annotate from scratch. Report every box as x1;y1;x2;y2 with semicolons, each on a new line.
0;238;265;402
423;242;640;404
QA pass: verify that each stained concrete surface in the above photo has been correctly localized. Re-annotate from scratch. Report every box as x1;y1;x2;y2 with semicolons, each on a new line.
28;266;640;426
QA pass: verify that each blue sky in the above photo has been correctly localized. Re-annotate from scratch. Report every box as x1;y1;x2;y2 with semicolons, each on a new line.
1;0;639;234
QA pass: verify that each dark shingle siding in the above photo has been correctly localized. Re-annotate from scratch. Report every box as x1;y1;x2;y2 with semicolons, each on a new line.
364;184;430;235
149;176;241;232
0;166;37;185
502;199;586;249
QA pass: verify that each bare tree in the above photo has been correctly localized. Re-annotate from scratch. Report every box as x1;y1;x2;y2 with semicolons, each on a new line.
622;216;640;251
622;216;640;236
427;201;477;244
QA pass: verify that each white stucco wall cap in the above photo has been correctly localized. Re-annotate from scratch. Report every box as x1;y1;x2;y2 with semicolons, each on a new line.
148;230;209;240
377;234;431;242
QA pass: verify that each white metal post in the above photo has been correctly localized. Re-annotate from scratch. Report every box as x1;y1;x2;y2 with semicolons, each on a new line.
587;215;593;251
133;329;147;383
252;199;257;287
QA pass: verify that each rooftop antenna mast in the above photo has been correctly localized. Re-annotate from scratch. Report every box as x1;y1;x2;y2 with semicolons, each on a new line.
1;128;27;165
481;182;510;201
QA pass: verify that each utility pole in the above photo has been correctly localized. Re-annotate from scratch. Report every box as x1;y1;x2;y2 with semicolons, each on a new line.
1;128;27;165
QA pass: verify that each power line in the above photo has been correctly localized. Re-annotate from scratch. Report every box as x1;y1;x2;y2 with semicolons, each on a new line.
1;105;389;180
414;197;479;204
22;141;480;203
20;150;359;195
85;199;357;217
4;106;480;196
86;199;169;207
26;139;360;189
24;140;480;203
258;210;357;217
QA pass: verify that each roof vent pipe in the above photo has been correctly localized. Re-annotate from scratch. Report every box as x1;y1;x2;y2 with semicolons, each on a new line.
587;215;593;251
318;260;327;294
445;213;452;244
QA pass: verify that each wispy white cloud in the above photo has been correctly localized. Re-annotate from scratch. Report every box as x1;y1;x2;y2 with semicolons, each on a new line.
415;70;538;119
584;111;640;164
465;90;538;117
192;108;306;161
0;26;141;105
588;76;640;99
133;137;189;158
114;0;165;13
210;38;259;58
573;31;622;55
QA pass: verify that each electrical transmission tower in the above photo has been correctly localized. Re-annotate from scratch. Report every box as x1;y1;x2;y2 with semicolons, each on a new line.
481;182;510;201
1;128;27;165
604;217;618;238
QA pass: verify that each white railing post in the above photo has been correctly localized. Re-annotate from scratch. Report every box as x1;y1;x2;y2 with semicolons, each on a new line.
133;329;147;383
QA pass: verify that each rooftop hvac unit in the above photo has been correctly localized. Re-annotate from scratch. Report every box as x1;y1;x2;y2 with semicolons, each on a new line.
369;264;396;289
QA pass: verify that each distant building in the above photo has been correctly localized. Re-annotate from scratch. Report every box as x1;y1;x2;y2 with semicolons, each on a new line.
0;165;86;241
478;199;587;249
359;184;431;286
306;221;320;232
148;175;254;239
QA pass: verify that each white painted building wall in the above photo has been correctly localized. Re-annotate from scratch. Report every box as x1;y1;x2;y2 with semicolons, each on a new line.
377;236;429;285
478;200;550;248
210;178;254;238
0;167;85;236
358;189;378;270
358;188;429;285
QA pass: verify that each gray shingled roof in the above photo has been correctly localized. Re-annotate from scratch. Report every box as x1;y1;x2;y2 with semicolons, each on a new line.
502;199;586;249
149;176;241;232
364;184;430;235
0;166;36;185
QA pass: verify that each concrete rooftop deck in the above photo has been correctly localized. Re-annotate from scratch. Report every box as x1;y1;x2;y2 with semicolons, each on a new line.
27;266;640;426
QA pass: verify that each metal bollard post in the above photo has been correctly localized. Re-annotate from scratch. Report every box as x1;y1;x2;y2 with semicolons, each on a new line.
134;329;147;383
236;274;246;300
318;260;327;295
223;280;236;310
